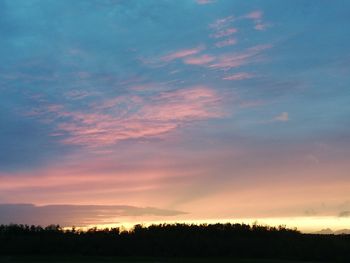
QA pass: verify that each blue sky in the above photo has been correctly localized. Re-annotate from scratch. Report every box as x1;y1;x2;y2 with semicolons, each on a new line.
0;0;350;231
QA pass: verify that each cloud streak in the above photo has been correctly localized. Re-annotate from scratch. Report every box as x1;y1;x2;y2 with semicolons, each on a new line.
183;54;215;65
223;72;254;81
245;11;263;20
196;0;215;4
209;44;272;70
215;38;237;48
161;46;205;62
30;86;223;147
0;204;186;226
339;211;350;217
273;112;289;122
210;28;238;39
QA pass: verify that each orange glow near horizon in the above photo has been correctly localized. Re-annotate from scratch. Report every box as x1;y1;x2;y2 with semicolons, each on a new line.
69;216;350;234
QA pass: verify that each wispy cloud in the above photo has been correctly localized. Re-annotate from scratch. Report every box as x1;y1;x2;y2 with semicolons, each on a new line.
0;204;186;226
196;0;215;4
209;44;272;70
183;54;215;65
210;28;237;39
339;211;350;217
64;90;99;100
209;15;235;30
273;112;289;122
161;46;205;62
210;10;264;31
245;10;263;20
171;44;272;73
243;10;271;31
30;86;223;147
223;72;254;81
255;23;270;31
215;38;237;48
259;111;290;124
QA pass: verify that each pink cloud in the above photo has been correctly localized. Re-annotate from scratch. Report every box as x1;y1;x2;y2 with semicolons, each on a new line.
59;120;178;147
209;44;272;70
210;27;238;38
196;0;215;4
243;10;271;31
209;15;235;30
65;90;98;100
223;72;253;81
161;46;205;62
141;87;222;122
0;159;195;206
47;104;64;113
215;38;237;48
183;54;215;65
245;10;263;20
254;23;270;31
34;86;223;147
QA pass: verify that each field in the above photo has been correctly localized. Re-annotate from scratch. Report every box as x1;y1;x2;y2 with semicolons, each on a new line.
0;256;318;263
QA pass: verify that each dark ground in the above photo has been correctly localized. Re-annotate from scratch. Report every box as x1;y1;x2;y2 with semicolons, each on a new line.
0;256;318;263
1;224;347;262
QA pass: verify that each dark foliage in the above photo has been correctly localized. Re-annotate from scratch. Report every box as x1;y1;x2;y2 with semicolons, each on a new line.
0;223;349;262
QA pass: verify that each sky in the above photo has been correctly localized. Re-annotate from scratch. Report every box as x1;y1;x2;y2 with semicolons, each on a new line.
1;0;350;233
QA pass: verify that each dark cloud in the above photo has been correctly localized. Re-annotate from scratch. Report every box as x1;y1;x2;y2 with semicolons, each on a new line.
0;204;187;227
304;209;317;216
313;228;350;235
338;211;350;218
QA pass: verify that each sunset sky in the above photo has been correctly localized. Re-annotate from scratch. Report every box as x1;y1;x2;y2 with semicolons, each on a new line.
1;0;350;232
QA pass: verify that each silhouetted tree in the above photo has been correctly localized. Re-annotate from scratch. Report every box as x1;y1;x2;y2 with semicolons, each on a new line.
0;223;349;262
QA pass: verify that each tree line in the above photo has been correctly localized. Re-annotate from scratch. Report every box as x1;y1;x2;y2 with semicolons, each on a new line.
0;223;349;262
